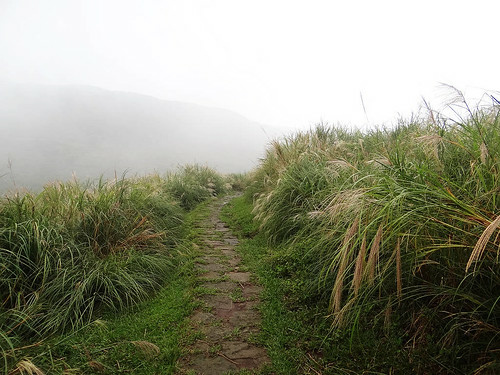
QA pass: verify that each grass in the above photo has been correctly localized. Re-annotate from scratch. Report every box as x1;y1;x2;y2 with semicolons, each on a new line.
24;201;214;374
165;164;227;210
222;195;414;374
28;273;194;374
232;91;500;374
0;165;230;374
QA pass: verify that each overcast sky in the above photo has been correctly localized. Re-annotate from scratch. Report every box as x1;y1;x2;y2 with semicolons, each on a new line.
1;0;498;131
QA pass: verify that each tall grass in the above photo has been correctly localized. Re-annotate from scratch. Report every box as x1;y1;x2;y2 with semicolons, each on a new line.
0;165;229;373
165;164;226;210
249;93;500;373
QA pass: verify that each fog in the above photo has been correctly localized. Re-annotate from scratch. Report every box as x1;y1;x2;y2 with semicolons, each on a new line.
0;83;273;191
1;1;499;190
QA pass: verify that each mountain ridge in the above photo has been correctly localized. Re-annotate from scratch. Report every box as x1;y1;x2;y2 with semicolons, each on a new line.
1;82;273;191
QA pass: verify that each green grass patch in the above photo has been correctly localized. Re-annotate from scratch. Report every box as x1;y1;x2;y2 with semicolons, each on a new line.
34;271;195;374
222;195;416;374
7;196;217;374
241;98;500;374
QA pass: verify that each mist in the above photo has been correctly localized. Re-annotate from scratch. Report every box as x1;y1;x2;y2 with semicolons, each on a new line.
1;0;499;190
0;82;273;191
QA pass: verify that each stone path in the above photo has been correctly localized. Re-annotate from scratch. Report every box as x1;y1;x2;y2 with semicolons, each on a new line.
178;196;270;375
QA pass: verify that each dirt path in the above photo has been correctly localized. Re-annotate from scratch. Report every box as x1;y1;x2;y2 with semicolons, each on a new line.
178;196;270;374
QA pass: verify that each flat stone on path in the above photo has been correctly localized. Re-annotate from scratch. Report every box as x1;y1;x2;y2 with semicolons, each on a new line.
187;355;238;375
227;257;241;268
198;271;220;280
221;249;237;257
191;311;215;324
201;295;233;310
224;238;240;246
227;271;251;283
197;263;227;273
221;341;268;360
203;240;227;248
202;281;238;292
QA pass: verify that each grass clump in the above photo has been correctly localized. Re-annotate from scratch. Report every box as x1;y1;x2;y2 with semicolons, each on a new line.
246;92;500;374
223;195;413;374
165;164;226;210
0;165;229;374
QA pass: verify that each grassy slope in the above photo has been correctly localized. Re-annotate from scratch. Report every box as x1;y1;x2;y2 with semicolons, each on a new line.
221;195;414;374
1;166;234;374
18;202;215;374
242;101;500;375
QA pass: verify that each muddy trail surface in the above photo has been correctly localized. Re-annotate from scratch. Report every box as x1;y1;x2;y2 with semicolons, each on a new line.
178;196;270;374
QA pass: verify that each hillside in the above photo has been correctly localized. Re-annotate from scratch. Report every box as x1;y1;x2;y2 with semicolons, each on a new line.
0;83;272;191
1;95;498;374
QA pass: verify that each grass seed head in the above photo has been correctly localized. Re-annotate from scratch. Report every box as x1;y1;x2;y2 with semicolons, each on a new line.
366;223;383;285
352;232;367;296
131;340;161;358
10;360;44;375
466;214;500;272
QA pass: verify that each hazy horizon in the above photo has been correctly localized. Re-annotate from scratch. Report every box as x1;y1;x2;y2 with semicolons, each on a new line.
0;82;274;191
1;1;499;191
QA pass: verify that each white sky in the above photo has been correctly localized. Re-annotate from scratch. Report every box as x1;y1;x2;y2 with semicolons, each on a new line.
1;0;499;131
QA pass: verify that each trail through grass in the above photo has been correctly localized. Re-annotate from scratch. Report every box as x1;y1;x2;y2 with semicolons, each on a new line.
178;196;270;374
2;93;499;374
1;165;237;374
222;196;416;374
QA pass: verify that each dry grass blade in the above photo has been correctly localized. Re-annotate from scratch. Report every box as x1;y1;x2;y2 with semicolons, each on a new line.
384;296;392;334
9;360;44;375
92;319;108;329
217;352;238;365
352;232;367;296
344;217;360;244
472;360;496;375
332;217;359;313
323;189;366;222
131;340;160;358
62;369;80;375
466;214;500;272
416;134;443;160
366;157;391;166
416;134;443;144
332;297;356;327
366;223;383;285
327;159;358;171
271;140;287;168
307;210;324;219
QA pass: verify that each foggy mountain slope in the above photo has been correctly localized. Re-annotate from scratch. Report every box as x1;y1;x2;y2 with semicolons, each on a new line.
0;83;272;191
